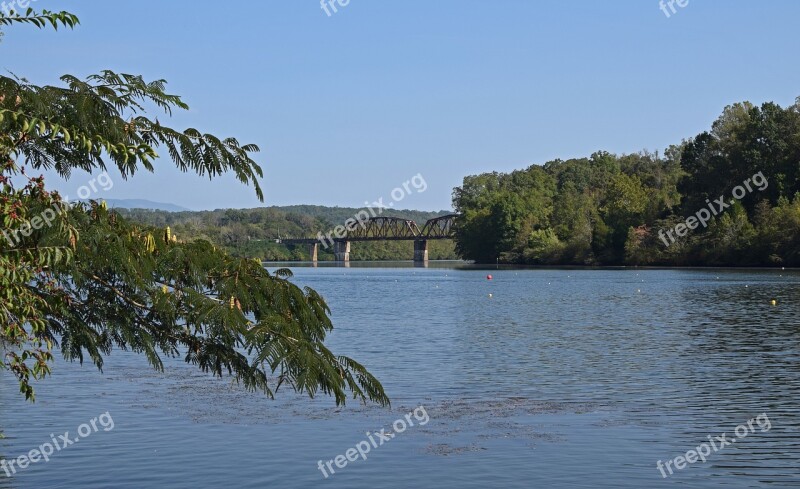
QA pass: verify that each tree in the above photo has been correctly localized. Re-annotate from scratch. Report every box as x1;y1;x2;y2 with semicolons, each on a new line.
702;201;757;265
0;9;388;406
524;228;563;264
602;173;649;261
551;181;596;263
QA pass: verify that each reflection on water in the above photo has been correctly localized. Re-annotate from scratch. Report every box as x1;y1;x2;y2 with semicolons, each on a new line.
1;267;799;488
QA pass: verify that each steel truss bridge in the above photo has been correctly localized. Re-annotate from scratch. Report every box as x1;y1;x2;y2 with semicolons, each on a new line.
278;214;458;262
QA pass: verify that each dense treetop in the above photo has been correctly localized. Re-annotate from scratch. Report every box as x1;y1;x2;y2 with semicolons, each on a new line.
453;100;800;266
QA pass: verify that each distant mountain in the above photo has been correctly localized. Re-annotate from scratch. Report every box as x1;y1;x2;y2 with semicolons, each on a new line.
102;199;191;212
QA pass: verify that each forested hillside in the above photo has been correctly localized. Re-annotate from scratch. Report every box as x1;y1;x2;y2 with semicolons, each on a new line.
453;100;800;266
118;206;458;261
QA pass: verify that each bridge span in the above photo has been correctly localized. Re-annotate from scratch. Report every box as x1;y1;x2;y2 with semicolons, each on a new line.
278;214;457;263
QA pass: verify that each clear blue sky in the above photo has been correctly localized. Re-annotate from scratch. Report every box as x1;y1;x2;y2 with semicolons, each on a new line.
3;0;800;211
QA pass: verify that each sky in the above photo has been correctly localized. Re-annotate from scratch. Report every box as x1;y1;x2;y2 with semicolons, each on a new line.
2;0;800;211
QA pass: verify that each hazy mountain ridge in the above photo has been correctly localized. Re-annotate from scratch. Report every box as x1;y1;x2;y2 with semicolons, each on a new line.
103;199;192;212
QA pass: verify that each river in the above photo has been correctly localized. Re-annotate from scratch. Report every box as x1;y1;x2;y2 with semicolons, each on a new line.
1;265;798;488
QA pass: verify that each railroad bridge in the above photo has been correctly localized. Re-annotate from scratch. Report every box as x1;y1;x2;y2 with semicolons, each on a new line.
278;214;457;263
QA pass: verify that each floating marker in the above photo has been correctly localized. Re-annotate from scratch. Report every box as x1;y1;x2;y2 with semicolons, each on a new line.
487;275;493;280
771;299;778;306
488;293;493;298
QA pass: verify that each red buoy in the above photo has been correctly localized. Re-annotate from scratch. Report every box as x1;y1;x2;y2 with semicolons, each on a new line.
487;275;493;280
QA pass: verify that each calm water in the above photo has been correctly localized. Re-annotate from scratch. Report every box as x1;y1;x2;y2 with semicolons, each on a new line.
1;265;799;488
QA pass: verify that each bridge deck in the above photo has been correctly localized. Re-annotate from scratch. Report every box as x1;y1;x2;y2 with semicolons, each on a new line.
281;236;452;244
279;214;457;245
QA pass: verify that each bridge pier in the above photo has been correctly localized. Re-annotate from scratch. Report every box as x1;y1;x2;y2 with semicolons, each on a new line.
334;241;350;262
414;240;428;263
307;242;318;262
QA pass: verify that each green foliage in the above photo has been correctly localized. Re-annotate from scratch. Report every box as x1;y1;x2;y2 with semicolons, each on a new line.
0;8;79;29
1;10;387;406
454;99;800;267
116;206;458;261
453;166;555;263
524;228;563;264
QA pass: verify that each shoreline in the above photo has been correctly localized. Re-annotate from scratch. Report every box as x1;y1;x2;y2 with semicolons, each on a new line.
261;260;797;271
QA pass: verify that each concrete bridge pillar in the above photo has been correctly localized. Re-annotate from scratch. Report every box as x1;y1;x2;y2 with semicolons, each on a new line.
334;241;350;262
308;242;319;262
414;240;428;263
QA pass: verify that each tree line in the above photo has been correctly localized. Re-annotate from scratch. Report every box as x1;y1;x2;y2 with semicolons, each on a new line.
118;206;458;261
453;99;800;266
